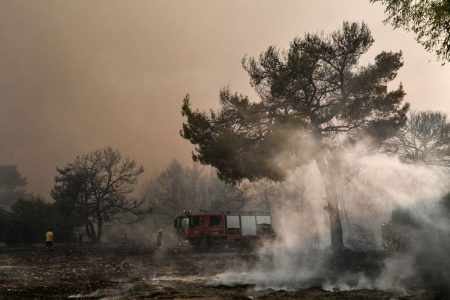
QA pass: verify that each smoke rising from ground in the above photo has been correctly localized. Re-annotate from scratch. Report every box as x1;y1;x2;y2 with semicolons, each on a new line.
215;134;450;294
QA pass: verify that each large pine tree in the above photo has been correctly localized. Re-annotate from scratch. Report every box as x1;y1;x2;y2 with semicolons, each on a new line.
181;22;409;251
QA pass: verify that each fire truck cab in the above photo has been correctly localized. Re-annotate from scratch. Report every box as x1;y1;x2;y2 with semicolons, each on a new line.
174;211;274;249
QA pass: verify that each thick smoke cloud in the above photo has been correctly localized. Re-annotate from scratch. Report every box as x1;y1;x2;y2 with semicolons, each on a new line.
1;0;449;197
215;135;450;295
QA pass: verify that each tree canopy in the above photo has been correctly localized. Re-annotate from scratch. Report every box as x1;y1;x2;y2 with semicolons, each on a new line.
51;147;146;242
371;0;450;62
0;165;27;209
181;22;409;251
181;21;409;183
384;110;450;166
0;195;76;244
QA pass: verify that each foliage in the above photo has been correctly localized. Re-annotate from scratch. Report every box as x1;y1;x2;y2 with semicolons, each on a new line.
51;147;146;242
0;207;13;243
10;197;74;243
181;21;408;183
442;192;450;214
384;111;450;166
371;0;450;62
0;165;27;209
181;22;409;250
0;196;76;244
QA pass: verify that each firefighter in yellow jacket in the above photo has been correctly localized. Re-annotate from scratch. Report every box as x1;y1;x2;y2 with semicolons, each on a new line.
45;228;54;251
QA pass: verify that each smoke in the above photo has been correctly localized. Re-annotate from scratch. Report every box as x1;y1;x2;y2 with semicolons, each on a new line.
374;202;450;295
103;217;179;249
214;134;450;294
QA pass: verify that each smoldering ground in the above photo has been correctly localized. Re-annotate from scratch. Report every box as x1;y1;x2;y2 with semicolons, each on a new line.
2;135;449;299
2;143;449;299
214;135;450;297
104;130;450;296
375;203;450;296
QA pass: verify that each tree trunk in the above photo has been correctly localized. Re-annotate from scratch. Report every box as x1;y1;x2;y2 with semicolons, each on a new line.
325;186;344;251
316;155;345;252
96;219;102;243
95;199;102;243
85;221;96;242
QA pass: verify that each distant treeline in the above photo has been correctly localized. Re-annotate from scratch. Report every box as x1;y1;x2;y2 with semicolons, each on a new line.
0;155;273;245
0;197;75;244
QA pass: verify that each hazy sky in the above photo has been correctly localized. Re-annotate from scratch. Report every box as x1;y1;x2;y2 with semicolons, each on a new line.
1;0;449;197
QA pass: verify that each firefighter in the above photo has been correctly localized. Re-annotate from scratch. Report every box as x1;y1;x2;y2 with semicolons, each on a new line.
156;228;163;247
45;227;54;252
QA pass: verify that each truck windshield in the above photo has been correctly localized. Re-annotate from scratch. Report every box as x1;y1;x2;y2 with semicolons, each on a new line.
176;217;189;232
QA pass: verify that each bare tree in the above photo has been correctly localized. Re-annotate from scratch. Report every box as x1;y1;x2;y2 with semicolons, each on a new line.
143;161;249;222
52;147;146;242
144;160;190;219
247;178;278;211
384;111;450;166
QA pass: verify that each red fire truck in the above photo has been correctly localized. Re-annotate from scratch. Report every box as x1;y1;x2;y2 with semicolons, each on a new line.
174;211;275;250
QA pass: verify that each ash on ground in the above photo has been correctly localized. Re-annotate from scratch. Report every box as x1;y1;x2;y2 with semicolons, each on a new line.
0;244;441;299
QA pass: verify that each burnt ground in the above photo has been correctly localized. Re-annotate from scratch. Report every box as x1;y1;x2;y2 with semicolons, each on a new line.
0;245;440;299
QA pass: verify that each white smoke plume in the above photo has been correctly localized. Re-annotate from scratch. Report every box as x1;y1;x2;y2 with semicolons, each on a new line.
215;137;450;293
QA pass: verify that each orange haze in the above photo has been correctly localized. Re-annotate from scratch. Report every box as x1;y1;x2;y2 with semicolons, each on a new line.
1;0;449;196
